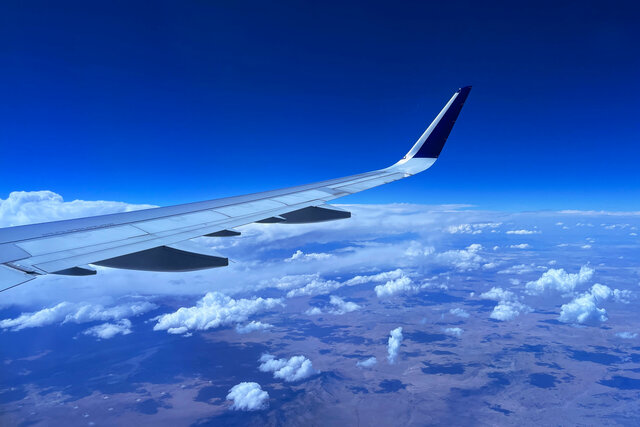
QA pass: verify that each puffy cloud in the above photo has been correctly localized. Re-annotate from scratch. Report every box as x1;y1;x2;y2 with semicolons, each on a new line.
374;276;418;298
0;301;156;332
506;229;539;235
285;269;408;298
345;269;405;286
434;244;484;270
615;332;637;339
83;319;132;339
285;250;332;263
226;382;269;411
449;308;470;318
510;243;531;249
0;190;153;227
480;287;515;301
235;321;273;334
285;278;342;298
612;289;633;304
153;292;283;335
356;357;377;368
498;264;537;274
327;295;361;314
444;327;463;337
446;222;501;234
525;266;594;295
559;284;612;324
304;296;360;315
387;327;403;364
258;354;317;382
490;300;532;321
480;287;531;321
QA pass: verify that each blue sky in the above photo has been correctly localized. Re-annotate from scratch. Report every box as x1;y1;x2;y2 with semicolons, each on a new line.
1;0;638;210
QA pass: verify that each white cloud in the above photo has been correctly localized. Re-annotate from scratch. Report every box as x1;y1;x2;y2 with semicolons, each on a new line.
434;244;484;270
387;327;403;364
0;190;153;227
559;284;612;324
356;357;377;368
480;287;515;301
285;278;342;298
506;229;539;235
285;269;409;298
226;382;269;411
305;307;323;316
83;319;132;339
449;308;469;318
498;264;537;275
446;222;501;234
510;243;531;249
327;295;361;314
235;321;273;334
0;301;156;332
285;250;332;263
444;327;463;337
615;332;637;339
612;289;633;304
258;354;317;382
374;276;418;298
346;269;405;286
480;287;531;321
525;265;594;295
153;292;283;335
490;300;532;321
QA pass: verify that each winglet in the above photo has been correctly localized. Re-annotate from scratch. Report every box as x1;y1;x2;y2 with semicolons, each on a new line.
402;86;471;160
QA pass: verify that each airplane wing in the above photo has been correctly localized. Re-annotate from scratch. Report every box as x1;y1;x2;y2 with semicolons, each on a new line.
0;86;471;291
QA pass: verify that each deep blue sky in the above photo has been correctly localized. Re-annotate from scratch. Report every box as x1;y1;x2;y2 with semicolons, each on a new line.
1;1;638;210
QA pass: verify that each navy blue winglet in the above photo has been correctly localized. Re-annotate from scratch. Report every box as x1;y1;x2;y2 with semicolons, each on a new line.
413;86;471;159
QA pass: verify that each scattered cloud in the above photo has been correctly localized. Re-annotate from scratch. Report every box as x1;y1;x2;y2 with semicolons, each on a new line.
235;321;273;334
559;284;612;324
83;319;132;339
387;327;403;364
444;327;463;337
356;357;377;368
304;307;323;316
510;243;531;249
153;292;283;335
374;276;418;298
285;250;332;262
446;222;501;234
226;382;269;411
490;300;532;321
506;229;539;235
525;266;594;295
480;287;515;301
0;301;156;332
449;308;469;318
480;287;531;321
498;264;537;275
615;332;637;339
258;354;317;382
327;295;361;314
435;244;484;270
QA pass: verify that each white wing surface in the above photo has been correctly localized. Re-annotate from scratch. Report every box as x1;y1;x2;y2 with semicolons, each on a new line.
0;87;471;291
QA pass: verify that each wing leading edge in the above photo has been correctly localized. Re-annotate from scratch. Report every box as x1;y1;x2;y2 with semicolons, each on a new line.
0;86;472;291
